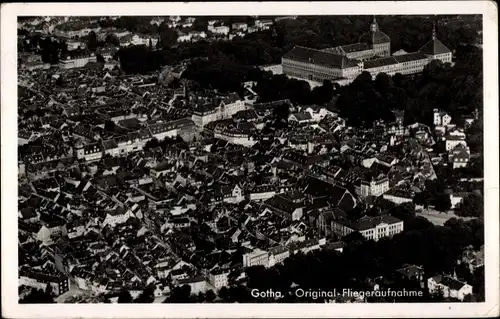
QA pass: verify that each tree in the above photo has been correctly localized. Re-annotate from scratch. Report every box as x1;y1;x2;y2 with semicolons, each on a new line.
45;284;53;297
59;40;68;54
117;290;133;303
55;77;64;87
343;231;366;244
144;138;159;150
104;120;115;131
455;193;483;218
217;286;230;301
205;289;216;302
135;286;155;303
158;23;178;49
96;54;105;63
390;202;416;220
19;287;55;303
105;34;120;46
374;72;394;94
414;191;431;209
87;31;98;51
117;45;167;74
311;80;334;105
273;101;290;126
165;285;191;303
471;266;485;302
434;193;452;212
195;292;206;302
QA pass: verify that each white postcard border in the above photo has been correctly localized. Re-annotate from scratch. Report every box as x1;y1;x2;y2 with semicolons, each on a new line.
2;2;498;318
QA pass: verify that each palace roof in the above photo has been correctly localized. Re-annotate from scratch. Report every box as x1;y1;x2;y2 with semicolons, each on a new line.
359;30;391;45
283;46;359;69
419;38;452;55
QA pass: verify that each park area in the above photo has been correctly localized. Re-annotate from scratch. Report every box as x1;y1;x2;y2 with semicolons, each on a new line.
416;208;478;226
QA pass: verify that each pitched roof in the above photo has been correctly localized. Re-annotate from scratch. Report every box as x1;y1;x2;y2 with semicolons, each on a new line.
338;42;371;54
356;215;402;230
283;46;359;69
364;56;399;69
393;52;430;63
291;112;312;122
419;38;452;55
264;194;303;214
432;275;469;291
396;264;424;278
102;139;118;150
359;31;391;45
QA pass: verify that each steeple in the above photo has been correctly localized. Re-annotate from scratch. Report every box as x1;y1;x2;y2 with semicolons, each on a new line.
432;22;436;40
370;15;378;32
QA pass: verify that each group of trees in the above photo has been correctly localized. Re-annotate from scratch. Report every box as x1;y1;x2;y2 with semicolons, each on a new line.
98;16;179;50
104;199;483;304
143;136;188;152
241;216;483;302
105;15;479;58
115;286;155;303
18;34;67;64
272;15;479;56
413;179;453;212
19;285;55;303
182;56;264;96
116;45;166;74
99;16;161;35
254;74;338;106
336;42;482;128
336;72;407;127
114;15;482;122
455;193;484;218
181;19;480;122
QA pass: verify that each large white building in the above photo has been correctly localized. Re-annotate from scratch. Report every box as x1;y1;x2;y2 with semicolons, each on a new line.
331;215;404;242
102;209;135;228
191;93;246;127
282;18;452;84
19;272;70;296
208;25;230;35
53;26;101;39
357;215;404;241
75;142;103;162
445;134;467;151
59;52;97;69
242;249;269;268
213;126;257;147
207;268;230;290
359;174;390;198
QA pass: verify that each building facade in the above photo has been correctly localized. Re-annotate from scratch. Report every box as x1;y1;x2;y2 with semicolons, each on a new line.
59;53;97;69
19;272;70;296
282;18;452;85
428;275;473;301
359;174;390;198
331;215;404;242
242;249;269;268
191;93;246;127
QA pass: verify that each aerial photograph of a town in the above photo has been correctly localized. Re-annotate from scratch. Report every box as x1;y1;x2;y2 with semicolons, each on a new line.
16;14;486;304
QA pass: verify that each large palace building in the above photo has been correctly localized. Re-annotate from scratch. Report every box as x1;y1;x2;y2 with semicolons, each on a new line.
282;17;452;85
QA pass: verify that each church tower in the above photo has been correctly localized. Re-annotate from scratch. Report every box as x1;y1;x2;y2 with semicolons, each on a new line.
418;22;453;63
370;15;378;32
359;15;391;57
